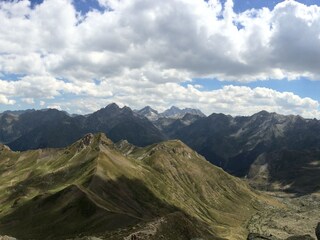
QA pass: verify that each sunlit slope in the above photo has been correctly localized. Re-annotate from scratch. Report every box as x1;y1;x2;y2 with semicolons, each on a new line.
0;134;261;240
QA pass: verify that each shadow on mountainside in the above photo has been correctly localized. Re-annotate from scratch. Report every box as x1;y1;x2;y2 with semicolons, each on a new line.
0;176;212;240
249;149;320;196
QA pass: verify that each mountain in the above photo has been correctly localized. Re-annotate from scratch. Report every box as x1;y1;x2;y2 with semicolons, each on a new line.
174;111;320;179
248;149;320;194
83;103;165;146
2;105;320;195
160;106;206;119
154;113;203;137
0;133;261;240
135;105;206;121
135;106;160;121
0;109;35;118
1;103;165;151
0;109;72;145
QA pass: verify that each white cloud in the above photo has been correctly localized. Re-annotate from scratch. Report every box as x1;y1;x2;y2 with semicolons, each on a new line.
0;0;320;118
1;0;320;81
47;104;62;111
0;94;15;105
21;98;35;104
49;83;320;119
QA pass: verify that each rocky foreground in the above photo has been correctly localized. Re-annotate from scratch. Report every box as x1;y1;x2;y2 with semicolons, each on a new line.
247;192;320;240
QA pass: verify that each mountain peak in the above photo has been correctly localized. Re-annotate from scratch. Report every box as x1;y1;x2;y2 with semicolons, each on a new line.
253;110;272;117
136;106;159;121
81;133;95;146
74;133;113;151
161;106;205;119
142;106;157;111
105;103;120;110
169;106;180;110
0;144;11;152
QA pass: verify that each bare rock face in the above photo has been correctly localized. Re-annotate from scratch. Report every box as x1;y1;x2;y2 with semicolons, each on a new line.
0;144;11;151
316;222;320;240
0;236;17;240
81;133;94;146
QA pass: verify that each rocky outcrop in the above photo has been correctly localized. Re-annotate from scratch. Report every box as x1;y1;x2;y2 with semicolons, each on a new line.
0;236;17;240
0;144;11;151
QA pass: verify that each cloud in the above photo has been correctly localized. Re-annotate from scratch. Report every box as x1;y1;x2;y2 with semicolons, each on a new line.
1;0;320;81
21;98;35;104
0;94;15;105
0;0;320;118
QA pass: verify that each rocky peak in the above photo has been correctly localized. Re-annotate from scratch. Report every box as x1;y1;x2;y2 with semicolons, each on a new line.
0;144;11;152
75;133;114;151
161;106;205;119
140;106;158;114
105;103;120;111
82;133;94;146
136;106;159;121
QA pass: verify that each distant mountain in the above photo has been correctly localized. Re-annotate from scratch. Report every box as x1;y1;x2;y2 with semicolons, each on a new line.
0;133;260;240
0;109;35;117
248;149;320;194
1;103;165;150
84;103;165;146
2;104;320;195
160;106;206;119
174;111;320;179
135;105;206;121
134;106;206;136
154;113;203;137
135;106;160;121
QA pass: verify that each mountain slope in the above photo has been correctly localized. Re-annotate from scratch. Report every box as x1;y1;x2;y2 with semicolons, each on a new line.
248;149;320;194
175;111;320;178
154;113;203;137
0;133;261;240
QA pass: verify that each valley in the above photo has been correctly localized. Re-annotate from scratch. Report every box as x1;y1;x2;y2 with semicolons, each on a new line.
0;105;320;239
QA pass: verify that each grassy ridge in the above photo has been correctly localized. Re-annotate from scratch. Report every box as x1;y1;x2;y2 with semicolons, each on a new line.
0;134;261;239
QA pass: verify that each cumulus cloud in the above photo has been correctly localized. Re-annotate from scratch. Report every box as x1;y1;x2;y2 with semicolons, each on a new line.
0;94;15;105
0;0;320;117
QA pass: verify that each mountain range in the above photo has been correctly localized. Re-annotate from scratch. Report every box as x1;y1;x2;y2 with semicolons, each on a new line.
0;133;260;240
1;104;320;194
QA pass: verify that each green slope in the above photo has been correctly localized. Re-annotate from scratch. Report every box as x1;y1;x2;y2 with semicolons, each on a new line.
0;134;262;240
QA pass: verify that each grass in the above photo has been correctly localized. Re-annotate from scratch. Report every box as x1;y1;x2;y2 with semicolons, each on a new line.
0;134;263;240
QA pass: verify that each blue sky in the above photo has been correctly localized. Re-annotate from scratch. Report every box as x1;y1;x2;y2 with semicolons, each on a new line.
1;0;320;117
29;0;320;14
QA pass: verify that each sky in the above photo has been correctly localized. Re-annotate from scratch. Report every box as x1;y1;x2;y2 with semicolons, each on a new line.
1;0;320;118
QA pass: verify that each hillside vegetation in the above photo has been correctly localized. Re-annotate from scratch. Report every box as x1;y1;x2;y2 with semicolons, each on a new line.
0;134;261;240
